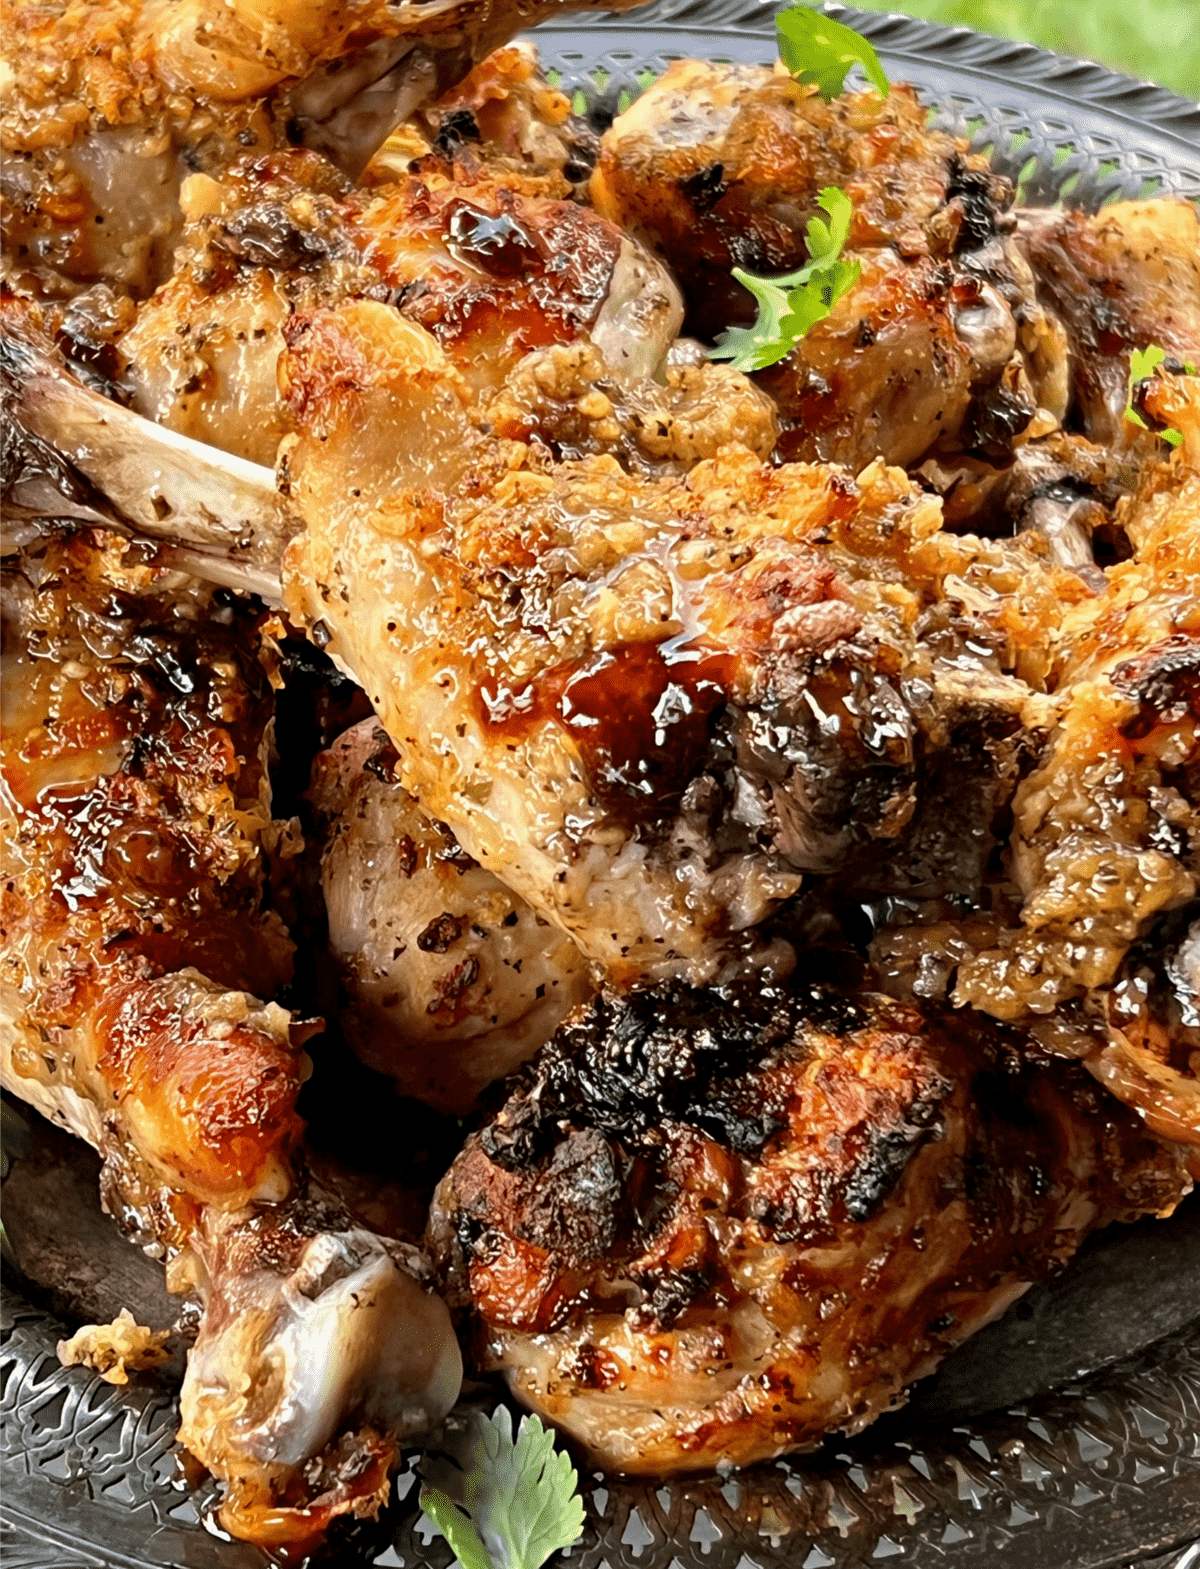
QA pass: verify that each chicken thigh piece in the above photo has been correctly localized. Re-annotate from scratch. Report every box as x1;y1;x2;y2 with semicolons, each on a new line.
428;979;1191;1474
590;59;1006;335
107;143;682;465
278;298;1088;984
1017;200;1200;447
309;719;593;1115
0;526;460;1549
590;60;1067;471
1;0;648;298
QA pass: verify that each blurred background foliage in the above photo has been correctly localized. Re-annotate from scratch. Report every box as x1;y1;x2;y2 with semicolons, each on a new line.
851;1;1199;99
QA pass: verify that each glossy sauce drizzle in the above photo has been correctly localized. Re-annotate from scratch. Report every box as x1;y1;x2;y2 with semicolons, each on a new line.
478;639;736;819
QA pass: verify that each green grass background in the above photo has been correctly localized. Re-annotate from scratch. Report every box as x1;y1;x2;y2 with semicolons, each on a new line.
851;0;1200;99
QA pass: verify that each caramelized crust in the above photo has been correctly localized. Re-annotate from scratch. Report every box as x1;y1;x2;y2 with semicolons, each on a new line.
1;527;305;1219
429;981;1191;1473
591;59;1010;338
281;301;1087;981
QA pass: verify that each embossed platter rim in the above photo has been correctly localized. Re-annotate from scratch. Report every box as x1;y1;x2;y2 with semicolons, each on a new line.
3;3;1200;1566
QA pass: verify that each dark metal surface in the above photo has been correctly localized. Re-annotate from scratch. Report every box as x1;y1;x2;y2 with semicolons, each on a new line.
3;5;1200;1565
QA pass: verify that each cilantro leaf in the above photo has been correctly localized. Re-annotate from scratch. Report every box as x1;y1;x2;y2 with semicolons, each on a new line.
420;1407;585;1569
776;5;889;100
1124;343;1196;446
710;187;861;372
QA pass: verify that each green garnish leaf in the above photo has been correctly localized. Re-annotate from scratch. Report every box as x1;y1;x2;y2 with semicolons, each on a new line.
710;187;861;372
420;1408;586;1569
1124;343;1196;445
776;5;890;100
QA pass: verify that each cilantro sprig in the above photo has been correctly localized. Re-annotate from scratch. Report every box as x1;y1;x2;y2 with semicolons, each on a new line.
709;186;861;372
776;4;890;101
1125;344;1197;447
420;1407;585;1569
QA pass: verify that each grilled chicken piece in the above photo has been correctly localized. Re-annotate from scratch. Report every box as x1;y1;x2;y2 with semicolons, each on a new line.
428;979;1191;1473
308;719;593;1115
591;60;1010;338
1017;200;1200;448
755;240;1068;471
954;386;1200;1024
0;526;460;1547
871;376;1200;1145
107;146;681;465
1;0;646;298
590;60;1066;471
276;298;1092;983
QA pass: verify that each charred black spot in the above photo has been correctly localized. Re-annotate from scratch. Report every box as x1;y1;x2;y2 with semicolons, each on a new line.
680;163;727;216
433;108;481;156
630;1264;713;1330
1114;635;1200;738
945;154;1008;253
215;203;334;271
482;979;870;1167
417;912;469;953
512;1128;624;1265
960;380;1037;462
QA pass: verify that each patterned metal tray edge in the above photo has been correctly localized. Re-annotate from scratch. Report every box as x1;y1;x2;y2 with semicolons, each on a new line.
3;1282;1199;1569
533;0;1200;205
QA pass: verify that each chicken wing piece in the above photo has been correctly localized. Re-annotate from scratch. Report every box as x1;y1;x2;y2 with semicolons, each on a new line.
0;525;460;1547
278;298;1088;983
1;0;647;298
309;718;593;1115
427;978;1191;1474
1017;199;1200;448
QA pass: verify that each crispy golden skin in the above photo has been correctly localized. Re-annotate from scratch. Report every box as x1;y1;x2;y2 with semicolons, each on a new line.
429;980;1191;1473
1;527;303;1216
1;527;460;1549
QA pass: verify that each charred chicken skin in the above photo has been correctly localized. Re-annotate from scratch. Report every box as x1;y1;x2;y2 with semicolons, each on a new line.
0;527;461;1548
590;59;1069;472
429;979;1191;1474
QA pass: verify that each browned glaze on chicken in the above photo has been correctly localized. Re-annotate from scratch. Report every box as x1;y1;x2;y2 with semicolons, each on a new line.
589;60;1068;473
0;525;461;1547
428;978;1191;1473
107;146;679;464
0;0;648;299
1017;200;1200;447
279;296;1100;982
309;718;593;1114
754;244;1067;471
1;526;300;1203
590;60;1008;337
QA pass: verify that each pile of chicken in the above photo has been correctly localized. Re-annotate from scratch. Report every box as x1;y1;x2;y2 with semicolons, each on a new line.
3;0;1199;1550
